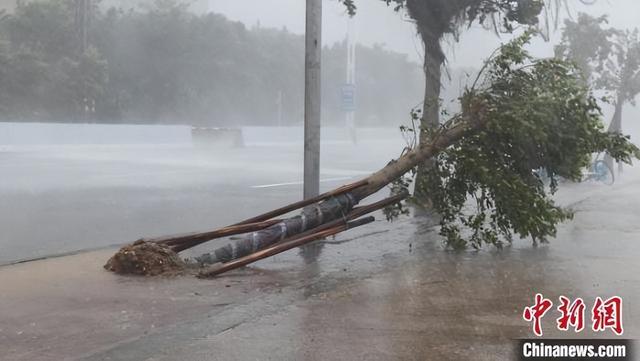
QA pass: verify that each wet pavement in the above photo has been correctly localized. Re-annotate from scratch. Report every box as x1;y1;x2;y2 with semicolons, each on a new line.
0;166;639;360
0;140;402;264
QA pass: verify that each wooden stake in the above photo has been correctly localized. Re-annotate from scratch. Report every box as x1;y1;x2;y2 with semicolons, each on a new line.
141;180;368;253
199;216;375;278
238;179;368;225
161;219;283;253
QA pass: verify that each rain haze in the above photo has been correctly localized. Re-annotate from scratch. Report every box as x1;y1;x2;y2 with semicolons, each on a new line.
1;1;639;360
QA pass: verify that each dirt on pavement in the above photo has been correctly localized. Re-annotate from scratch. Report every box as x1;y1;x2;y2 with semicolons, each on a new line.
104;240;185;276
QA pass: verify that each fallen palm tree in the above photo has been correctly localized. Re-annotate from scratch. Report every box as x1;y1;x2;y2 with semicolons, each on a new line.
104;109;482;277
105;34;639;278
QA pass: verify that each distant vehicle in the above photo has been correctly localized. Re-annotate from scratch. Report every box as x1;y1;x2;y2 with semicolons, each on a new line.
191;127;244;148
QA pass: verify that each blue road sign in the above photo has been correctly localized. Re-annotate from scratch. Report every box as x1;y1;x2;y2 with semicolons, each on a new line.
341;84;356;111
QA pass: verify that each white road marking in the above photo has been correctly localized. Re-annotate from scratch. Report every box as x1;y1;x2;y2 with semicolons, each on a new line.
251;176;355;189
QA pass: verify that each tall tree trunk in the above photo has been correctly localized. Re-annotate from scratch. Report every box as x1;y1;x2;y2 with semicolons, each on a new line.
605;93;623;173
404;0;457;210
413;30;445;210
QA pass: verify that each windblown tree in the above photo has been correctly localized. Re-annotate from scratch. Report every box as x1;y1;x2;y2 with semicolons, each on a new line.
342;0;595;207
555;13;640;172
99;2;638;276
390;33;638;249
108;34;639;276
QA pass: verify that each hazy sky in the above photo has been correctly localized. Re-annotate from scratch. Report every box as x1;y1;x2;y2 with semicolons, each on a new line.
207;0;640;69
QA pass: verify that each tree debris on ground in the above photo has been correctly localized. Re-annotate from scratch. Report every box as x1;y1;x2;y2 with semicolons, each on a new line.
105;33;639;278
104;240;186;276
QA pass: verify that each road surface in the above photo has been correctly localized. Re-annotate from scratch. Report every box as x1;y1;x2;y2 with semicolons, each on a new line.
0;143;639;359
0;137;403;264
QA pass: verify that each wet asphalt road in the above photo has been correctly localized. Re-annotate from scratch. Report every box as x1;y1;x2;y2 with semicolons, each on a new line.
0;142;638;360
85;172;640;361
0;140;402;264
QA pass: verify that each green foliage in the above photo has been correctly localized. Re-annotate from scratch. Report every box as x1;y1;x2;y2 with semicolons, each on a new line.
0;0;423;124
346;0;564;38
404;32;638;249
356;0;577;210
599;29;640;105
338;0;357;16
554;13;615;81
556;13;640;106
0;0;108;120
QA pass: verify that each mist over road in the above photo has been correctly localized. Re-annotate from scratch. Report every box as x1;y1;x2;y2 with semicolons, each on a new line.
0;125;404;264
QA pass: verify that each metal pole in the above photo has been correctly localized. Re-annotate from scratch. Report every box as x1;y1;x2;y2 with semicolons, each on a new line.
345;15;357;144
276;90;283;126
76;0;89;53
304;0;322;199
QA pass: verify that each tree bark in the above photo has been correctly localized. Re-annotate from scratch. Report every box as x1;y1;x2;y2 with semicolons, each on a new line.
352;107;487;202
199;217;375;278
605;93;624;173
414;31;445;208
107;100;488;272
404;0;462;208
197;114;485;265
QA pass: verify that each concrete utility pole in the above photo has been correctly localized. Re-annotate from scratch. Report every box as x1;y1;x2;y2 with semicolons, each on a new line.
75;0;92;120
75;0;90;53
276;90;283;127
303;0;322;199
345;16;357;144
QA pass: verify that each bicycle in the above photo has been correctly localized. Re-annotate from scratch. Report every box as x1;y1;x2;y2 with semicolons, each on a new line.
582;153;615;185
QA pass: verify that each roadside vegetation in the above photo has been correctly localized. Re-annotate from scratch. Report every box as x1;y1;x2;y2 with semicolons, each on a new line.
0;0;423;125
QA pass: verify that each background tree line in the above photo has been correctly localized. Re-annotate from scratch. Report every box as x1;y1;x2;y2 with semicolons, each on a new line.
0;0;424;126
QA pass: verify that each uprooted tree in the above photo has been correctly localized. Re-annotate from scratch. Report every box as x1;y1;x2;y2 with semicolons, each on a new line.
106;33;639;277
341;0;595;208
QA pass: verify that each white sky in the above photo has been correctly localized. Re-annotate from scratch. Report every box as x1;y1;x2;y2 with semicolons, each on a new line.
207;0;640;69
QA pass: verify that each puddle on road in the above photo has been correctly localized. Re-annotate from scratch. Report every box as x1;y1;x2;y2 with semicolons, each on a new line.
231;181;640;360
